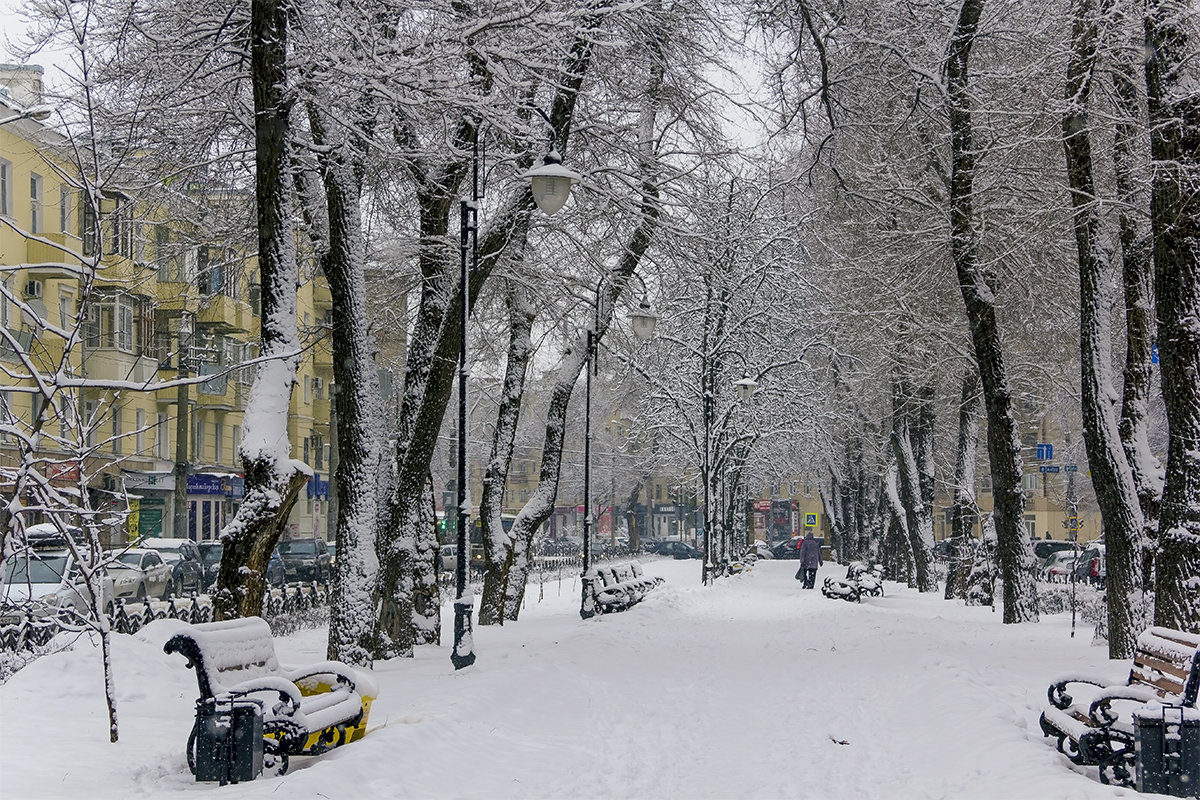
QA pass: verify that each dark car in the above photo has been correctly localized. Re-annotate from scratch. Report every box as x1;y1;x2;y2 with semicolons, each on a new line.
1033;539;1076;562
277;539;333;583
198;541;286;589
657;540;703;560
770;537;803;559
138;537;206;596
1073;543;1106;587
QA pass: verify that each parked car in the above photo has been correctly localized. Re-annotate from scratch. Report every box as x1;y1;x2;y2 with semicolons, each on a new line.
1034;539;1076;562
771;537;803;559
438;544;458;574
138;538;206;596
657;540;704;560
197;541;286;589
107;548;174;600
751;540;774;559
1039;550;1078;583
1074;543;1106;587
277;538;333;583
0;541;115;624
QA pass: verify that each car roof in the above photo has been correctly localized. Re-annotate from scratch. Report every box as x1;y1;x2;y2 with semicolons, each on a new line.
139;538;192;549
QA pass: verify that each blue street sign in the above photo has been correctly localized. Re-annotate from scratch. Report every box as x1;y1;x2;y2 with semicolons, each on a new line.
1039;465;1060;474
1036;443;1053;460
1152;342;1159;365
1064;465;1078;472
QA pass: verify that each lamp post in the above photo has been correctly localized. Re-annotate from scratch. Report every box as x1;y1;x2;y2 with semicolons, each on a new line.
0;104;53;126
452;125;580;670
581;287;657;619
703;367;758;584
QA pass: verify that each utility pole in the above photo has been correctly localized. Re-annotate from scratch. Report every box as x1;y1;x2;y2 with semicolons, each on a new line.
172;313;193;540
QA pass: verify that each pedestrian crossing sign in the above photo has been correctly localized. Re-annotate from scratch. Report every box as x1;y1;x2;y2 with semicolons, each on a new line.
804;513;818;528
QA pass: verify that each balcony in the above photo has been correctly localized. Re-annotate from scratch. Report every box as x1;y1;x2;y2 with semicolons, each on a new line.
82;349;159;384
197;293;255;334
25;233;84;274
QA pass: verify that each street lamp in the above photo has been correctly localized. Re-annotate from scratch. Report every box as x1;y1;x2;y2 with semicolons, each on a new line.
581;277;657;619
704;366;759;584
452;125;580;670
0;104;54;126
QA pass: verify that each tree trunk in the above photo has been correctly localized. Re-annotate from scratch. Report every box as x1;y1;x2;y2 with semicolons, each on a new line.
891;380;936;591
479;279;535;626
945;0;1037;623
304;102;386;666
214;0;306;622
1062;0;1144;659
947;370;980;600
1145;0;1200;633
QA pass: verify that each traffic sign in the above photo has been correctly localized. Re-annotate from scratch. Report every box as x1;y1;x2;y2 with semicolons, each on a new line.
804;513;818;528
1036;443;1053;460
1064;465;1078;472
1039;465;1060;474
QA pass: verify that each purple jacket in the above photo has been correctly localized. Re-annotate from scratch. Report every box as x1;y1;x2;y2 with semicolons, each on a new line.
798;535;822;569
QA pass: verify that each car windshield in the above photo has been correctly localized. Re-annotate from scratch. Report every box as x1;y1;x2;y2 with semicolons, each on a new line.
278;540;318;556
116;552;144;568
199;544;223;565
4;553;68;584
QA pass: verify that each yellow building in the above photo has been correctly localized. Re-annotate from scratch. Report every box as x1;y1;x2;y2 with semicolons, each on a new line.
0;63;332;547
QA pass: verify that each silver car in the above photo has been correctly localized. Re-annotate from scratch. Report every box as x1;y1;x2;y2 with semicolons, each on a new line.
107;548;174;600
0;546;115;625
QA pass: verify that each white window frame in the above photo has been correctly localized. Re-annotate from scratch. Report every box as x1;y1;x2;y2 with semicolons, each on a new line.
156;412;169;459
135;408;146;453
214;420;223;464
0;159;12;217
59;185;71;233
29;173;43;234
112;405;122;454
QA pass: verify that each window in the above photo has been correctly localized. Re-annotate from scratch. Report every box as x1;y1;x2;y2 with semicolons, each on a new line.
59;186;71;233
313;433;323;470
303;435;311;464
0;392;9;442
0;159;12;216
112;406;122;454
29;174;43;233
58;290;74;329
214;420;223;464
155;226;178;281
303;375;310;404
105;198;133;257
156;413;170;459
0;278;9;329
232;425;240;461
84;292;136;352
980;475;993;493
85;400;96;448
81;193;97;256
194;417;205;461
135;408;146;453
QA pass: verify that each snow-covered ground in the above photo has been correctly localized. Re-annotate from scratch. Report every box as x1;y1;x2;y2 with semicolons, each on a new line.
1;559;1130;799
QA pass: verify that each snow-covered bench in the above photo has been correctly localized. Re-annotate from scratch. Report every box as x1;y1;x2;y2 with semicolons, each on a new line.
582;561;664;618
1039;626;1200;786
821;562;885;602
162;616;378;775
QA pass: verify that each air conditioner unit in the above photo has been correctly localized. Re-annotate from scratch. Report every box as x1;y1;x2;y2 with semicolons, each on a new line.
23;279;43;300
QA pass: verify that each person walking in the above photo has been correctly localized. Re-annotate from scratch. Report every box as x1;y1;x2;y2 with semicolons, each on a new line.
797;530;822;589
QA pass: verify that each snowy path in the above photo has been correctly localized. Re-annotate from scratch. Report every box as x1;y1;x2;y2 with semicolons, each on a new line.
1;559;1126;799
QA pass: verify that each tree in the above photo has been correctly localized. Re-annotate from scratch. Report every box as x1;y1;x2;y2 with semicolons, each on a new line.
1145;0;1200;633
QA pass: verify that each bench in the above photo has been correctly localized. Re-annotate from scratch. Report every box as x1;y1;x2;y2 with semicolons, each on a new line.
821;562;885;602
582;561;664;617
1039;626;1200;786
162;616;378;776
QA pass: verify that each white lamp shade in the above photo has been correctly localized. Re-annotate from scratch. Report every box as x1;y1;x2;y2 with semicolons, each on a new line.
523;153;580;216
735;375;759;402
629;304;658;341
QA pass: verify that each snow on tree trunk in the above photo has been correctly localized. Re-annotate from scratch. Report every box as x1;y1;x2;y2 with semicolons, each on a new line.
1112;57;1162;537
479;278;535;626
1062;0;1144;659
214;0;307;622
945;0;1037;623
1145;0;1200;633
965;517;997;608
883;460;913;584
891;380;936;592
306;111;385;666
947;371;980;601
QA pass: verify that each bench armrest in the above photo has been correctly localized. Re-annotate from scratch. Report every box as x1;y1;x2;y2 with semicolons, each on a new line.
285;660;378;696
221;675;304;717
1046;672;1124;710
1089;684;1162;726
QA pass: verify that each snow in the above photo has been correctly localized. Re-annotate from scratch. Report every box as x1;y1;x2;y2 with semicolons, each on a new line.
0;559;1137;799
